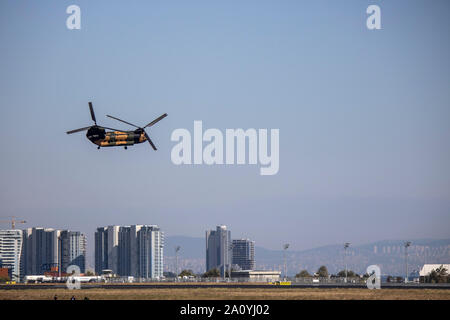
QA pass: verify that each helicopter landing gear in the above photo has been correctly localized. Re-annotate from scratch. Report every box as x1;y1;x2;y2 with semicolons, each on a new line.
124;146;127;150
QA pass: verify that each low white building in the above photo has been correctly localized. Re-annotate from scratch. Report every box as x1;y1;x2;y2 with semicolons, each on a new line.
419;264;450;277
231;270;281;282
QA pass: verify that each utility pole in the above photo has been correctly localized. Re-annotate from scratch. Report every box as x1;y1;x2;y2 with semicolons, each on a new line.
283;244;289;281
344;242;350;283
404;241;411;283
175;246;181;281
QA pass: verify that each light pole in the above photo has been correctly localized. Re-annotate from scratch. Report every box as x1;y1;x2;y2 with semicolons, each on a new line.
222;232;228;281
344;242;350;283
404;241;411;283
175;246;181;281
283;244;289;281
228;242;234;282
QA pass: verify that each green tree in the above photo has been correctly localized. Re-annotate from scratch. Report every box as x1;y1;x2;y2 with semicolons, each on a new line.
164;271;176;278
336;270;357;277
203;268;220;278
85;270;95;276
225;267;238;278
179;269;195;277
317;266;329;278
0;275;10;283
295;270;311;278
429;265;448;283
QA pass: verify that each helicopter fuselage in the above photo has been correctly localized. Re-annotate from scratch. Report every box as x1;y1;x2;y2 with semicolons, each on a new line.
86;126;146;147
67;102;166;150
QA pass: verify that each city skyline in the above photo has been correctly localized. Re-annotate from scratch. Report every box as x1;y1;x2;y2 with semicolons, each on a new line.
0;1;449;256
0;0;449;307
2;222;449;277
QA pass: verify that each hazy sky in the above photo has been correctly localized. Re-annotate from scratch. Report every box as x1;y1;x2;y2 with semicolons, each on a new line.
1;0;449;256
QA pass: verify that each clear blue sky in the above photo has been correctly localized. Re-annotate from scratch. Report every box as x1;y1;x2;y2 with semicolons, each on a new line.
0;1;449;258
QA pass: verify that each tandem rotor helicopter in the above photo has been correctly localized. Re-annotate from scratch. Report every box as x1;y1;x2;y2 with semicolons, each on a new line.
66;102;167;150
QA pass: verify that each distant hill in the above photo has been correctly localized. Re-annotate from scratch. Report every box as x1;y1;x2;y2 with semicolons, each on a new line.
164;236;450;276
253;238;450;276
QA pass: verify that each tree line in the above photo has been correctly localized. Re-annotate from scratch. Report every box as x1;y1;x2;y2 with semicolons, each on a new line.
295;266;369;278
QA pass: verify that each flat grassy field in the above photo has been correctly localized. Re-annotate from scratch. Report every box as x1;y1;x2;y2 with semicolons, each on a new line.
1;287;449;300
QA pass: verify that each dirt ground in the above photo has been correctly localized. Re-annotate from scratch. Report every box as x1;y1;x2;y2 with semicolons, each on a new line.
1;287;449;300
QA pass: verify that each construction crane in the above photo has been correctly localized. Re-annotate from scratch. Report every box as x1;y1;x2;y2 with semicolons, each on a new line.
0;216;26;230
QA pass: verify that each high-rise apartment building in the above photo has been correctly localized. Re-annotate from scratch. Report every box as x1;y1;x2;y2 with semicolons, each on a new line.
95;224;164;279
137;225;164;279
94;225;120;274
46;229;61;271
118;226;131;276
94;227;108;274
107;226;120;274
22;228;60;275
206;225;231;276
60;231;86;274
118;225;142;277
22;227;85;276
232;239;255;271
0;229;23;281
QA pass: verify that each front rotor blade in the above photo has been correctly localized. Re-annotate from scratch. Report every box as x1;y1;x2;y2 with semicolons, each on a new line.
100;126;128;132
144;132;157;150
144;113;168;128
106;115;140;129
66;126;91;134
89;102;97;124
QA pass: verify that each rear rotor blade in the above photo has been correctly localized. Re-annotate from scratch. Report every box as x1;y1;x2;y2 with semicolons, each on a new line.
144;113;168;128
66;126;91;134
144;132;157;150
89;102;97;124
106;115;140;129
